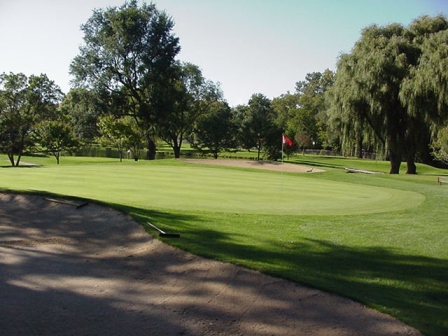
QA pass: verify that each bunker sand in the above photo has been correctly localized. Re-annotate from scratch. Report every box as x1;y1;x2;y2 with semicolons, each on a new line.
181;158;325;173
0;193;421;336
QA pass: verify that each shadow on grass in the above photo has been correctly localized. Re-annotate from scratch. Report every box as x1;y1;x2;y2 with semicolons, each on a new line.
168;226;447;336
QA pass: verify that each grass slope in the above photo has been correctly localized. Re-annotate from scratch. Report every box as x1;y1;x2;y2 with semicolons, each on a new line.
1;155;447;335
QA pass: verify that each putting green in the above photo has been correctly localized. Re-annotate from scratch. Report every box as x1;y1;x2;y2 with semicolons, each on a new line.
4;163;425;216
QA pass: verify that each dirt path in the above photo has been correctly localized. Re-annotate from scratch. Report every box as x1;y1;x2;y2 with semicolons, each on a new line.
0;193;421;336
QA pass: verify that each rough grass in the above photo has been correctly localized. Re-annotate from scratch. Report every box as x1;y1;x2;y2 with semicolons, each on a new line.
1;154;447;335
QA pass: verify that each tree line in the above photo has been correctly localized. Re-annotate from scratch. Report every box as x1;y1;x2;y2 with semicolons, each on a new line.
1;1;448;173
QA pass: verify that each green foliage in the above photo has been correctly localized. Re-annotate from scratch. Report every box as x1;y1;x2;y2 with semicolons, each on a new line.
60;88;103;142
328;15;448;174
0;72;63;166
190;101;238;158
70;0;181;160
431;126;448;163
96;115;145;161
272;70;334;153
155;62;223;158
34;118;79;164
240;93;281;160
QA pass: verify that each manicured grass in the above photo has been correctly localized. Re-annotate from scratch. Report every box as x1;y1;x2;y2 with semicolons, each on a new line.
1;155;447;335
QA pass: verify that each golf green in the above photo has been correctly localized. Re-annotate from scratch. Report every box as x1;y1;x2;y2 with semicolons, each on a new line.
4;163;425;215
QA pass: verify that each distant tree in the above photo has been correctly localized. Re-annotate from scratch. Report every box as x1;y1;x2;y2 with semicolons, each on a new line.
60;88;104;143
295;132;312;154
70;1;180;160
293;70;334;148
241;94;280;160
272;92;300;132
154;62;222;158
272;71;334;155
0;72;63;166
231;104;248;150
190;101;237;159
34;118;79;164
97;115;145;161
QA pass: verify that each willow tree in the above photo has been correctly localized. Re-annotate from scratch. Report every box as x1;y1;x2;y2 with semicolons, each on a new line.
331;16;446;174
400;17;448;163
327;54;373;159
70;1;180;159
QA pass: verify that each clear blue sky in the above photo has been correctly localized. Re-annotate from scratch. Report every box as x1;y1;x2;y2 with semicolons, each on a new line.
1;0;447;107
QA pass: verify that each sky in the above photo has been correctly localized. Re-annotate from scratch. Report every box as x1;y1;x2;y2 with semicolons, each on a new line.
1;0;448;107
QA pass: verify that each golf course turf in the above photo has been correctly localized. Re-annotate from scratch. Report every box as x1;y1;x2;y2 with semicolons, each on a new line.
1;155;447;335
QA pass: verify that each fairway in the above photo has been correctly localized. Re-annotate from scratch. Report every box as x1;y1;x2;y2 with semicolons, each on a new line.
1;160;424;215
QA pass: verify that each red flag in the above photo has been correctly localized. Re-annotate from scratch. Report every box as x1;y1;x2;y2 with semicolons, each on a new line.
282;134;293;146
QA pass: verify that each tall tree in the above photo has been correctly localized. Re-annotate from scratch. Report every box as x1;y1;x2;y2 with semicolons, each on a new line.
328;15;448;174
273;71;334;153
327;54;375;159
70;1;180;159
0;72;63;166
189;101;237;159
400;16;448;164
241;94;280;160
60;88;104;143
154;62;222;158
295;70;334;148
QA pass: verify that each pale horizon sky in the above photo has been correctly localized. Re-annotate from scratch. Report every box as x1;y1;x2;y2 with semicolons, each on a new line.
1;0;448;107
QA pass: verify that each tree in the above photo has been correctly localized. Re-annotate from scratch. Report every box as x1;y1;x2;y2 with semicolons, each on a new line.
328;15;448;174
34;118;79;164
431;126;448;163
240;94;280;160
70;1;180;160
0;72;63;166
96;115;145;161
190;101;237;159
327;54;376;159
154;62;222;158
400;17;448;164
60;88;104;143
294;70;334;148
272;71;334;154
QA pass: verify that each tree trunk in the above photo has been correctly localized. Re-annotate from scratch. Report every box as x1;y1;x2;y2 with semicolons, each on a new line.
406;156;417;174
173;145;181;158
389;147;402;174
146;135;156;160
7;153;15;166
15;153;22;167
357;134;363;159
118;148;123;162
